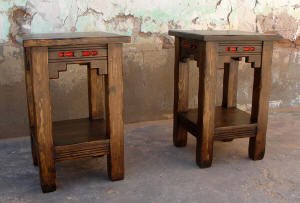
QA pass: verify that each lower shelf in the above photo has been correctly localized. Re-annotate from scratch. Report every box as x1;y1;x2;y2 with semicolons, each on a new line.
178;107;257;140
53;118;110;162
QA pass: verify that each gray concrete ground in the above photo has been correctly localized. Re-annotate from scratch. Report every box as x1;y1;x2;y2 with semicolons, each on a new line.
0;112;299;203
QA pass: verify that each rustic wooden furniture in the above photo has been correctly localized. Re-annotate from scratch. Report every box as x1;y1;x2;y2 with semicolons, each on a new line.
23;32;130;192
169;30;281;168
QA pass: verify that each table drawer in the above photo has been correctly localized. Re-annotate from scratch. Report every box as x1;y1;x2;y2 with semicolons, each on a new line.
218;41;262;56
48;46;107;63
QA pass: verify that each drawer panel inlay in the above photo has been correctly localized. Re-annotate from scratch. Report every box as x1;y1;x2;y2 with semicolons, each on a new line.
218;41;262;56
49;46;108;63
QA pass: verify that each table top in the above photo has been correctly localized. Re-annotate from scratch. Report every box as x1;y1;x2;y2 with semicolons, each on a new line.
22;31;131;47
168;30;282;41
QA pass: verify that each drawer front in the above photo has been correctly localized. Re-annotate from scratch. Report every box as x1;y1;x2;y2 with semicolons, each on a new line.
48;46;107;63
218;41;262;56
48;60;108;79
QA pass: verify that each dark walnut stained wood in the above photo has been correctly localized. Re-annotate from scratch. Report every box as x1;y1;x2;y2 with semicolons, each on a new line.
196;41;217;168
106;43;125;181
222;60;238;108
22;31;131;47
53;118;109;162
169;30;282;41
173;37;189;147
48;60;107;79
30;47;56;193
53;118;107;146
178;107;257;141
249;41;273;160
23;32;129;192
170;30;280;168
88;68;105;120
24;48;38;166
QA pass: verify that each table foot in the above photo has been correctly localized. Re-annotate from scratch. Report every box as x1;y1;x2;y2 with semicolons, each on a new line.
173;124;187;147
248;137;265;160
41;184;56;193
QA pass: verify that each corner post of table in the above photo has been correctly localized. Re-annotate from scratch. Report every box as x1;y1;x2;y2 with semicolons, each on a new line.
106;43;124;180
88;66;105;120
196;41;217;168
30;46;56;192
249;41;273;160
221;59;239;142
222;60;239;108
173;37;189;147
24;47;38;166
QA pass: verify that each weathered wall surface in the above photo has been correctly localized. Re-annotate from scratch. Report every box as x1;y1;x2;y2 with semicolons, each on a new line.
0;0;300;138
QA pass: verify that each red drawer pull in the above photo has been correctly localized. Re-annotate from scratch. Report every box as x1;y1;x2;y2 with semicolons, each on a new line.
225;47;238;52
91;50;98;56
58;50;98;58
81;50;98;57
58;51;74;57
64;51;74;57
243;47;255;51
82;51;91;56
58;52;64;57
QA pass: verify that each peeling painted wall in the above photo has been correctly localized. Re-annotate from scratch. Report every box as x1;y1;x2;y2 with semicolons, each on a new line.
0;0;300;138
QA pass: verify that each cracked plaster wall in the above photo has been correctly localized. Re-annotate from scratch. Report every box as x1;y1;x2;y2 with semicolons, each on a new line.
0;0;300;138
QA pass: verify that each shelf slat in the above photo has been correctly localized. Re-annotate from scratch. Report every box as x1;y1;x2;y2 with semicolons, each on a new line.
178;107;257;140
52;118;109;162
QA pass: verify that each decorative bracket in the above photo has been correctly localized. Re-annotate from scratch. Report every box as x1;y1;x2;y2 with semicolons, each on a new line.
48;60;108;79
179;40;263;69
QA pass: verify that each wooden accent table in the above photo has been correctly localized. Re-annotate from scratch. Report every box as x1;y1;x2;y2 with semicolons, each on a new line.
22;32;130;192
169;30;281;168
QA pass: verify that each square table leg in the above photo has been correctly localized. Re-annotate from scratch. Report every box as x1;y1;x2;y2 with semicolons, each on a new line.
221;60;239;142
249;41;273;160
31;47;56;192
106;43;124;180
173;37;189;147
196;42;217;168
88;67;105;120
24;48;38;166
222;60;239;108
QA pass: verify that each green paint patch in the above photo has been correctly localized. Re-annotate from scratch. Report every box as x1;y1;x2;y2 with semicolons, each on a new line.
30;14;53;33
0;14;9;42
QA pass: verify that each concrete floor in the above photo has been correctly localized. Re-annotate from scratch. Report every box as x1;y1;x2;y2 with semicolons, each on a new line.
0;112;299;203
